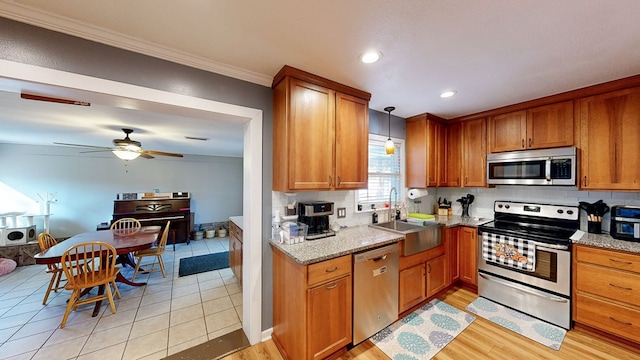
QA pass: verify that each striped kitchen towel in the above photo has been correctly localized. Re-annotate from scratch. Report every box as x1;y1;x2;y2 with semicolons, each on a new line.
482;232;535;271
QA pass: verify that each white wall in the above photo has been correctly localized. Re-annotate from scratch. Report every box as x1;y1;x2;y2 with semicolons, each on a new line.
0;143;243;238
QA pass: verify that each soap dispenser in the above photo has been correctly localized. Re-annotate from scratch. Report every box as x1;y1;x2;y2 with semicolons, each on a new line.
372;209;378;224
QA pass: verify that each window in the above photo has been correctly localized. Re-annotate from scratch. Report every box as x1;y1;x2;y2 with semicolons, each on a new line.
356;134;404;211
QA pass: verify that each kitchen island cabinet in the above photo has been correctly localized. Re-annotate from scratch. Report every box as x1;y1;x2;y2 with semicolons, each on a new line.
580;86;640;190
272;248;352;360
272;66;370;191
573;244;640;347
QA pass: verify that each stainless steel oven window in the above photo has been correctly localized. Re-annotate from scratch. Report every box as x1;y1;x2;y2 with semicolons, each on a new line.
487;248;558;283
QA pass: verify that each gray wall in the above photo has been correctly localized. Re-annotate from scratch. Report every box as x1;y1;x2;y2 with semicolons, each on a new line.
0;143;242;237
0;18;275;329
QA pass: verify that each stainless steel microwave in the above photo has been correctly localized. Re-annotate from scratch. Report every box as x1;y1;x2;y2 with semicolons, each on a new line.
487;147;576;186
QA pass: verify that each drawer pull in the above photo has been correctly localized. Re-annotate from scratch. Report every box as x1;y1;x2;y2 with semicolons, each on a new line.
609;317;633;326
325;266;338;273
609;283;633;291
325;283;338;290
610;258;633;265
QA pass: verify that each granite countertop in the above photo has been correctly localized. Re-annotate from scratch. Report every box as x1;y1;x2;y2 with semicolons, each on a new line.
269;225;403;265
270;217;491;265
432;215;492;228
572;232;640;254
229;216;243;230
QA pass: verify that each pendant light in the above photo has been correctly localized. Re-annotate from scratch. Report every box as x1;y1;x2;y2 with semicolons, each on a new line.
384;106;395;154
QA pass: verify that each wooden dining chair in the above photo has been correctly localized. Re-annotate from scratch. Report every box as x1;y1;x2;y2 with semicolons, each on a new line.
110;217;141;236
59;241;121;328
132;221;170;281
37;232;67;305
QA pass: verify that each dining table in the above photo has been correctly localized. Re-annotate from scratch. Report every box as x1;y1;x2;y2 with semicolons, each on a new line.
34;226;161;316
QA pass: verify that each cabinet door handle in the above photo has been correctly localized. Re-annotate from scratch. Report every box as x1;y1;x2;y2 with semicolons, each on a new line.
465;177;468;185
328;175;332;186
427;263;431;274
325;283;338;290
583;176;587;187
528;138;532;147
521;139;525;148
325;266;338;273
609;283;633;291
609;317;632;326
610;258;633;265
337;176;341;186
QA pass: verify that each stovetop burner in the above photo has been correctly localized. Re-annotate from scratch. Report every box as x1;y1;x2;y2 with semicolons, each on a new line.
479;201;580;245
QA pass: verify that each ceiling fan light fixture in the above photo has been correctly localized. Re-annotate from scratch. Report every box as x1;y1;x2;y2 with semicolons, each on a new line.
112;149;141;161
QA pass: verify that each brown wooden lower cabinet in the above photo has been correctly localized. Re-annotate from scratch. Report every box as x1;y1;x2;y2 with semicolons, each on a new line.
574;244;640;345
229;220;242;285
398;244;445;314
458;226;478;287
446;227;460;285
272;247;352;360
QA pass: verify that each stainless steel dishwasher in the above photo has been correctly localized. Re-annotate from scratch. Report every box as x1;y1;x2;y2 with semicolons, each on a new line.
352;242;399;345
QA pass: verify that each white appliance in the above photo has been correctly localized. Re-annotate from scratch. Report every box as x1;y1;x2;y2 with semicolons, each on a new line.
0;225;37;246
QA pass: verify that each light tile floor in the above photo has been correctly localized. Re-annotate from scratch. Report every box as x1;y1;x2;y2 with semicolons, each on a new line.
0;237;242;360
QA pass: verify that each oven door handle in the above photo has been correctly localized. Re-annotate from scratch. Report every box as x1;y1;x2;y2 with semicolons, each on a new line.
529;241;568;251
479;273;569;303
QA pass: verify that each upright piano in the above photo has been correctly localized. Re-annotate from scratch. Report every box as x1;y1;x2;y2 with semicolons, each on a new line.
112;195;191;245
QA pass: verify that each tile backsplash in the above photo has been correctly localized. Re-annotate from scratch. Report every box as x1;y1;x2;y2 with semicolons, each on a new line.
273;187;640;234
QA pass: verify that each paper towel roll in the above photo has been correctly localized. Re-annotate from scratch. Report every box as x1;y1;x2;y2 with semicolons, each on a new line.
407;188;429;199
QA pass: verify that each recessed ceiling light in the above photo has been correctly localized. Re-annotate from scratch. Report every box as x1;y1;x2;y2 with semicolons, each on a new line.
360;50;382;64
440;90;457;98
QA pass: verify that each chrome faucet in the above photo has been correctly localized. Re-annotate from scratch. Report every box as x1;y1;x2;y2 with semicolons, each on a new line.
389;187;398;223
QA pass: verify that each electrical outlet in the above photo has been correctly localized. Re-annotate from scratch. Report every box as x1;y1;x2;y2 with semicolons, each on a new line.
337;207;346;218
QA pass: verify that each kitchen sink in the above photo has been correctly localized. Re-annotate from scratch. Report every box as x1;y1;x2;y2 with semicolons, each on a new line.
370;220;443;256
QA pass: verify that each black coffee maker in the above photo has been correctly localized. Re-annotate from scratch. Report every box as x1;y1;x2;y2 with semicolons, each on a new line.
298;201;335;240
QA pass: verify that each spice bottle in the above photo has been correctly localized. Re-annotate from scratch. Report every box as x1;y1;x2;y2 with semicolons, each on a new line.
372;209;378;224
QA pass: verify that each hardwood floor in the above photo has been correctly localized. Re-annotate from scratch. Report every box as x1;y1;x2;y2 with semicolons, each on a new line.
222;286;640;360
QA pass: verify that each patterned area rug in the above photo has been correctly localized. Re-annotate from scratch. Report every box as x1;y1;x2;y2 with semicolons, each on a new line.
371;299;475;359
465;297;566;350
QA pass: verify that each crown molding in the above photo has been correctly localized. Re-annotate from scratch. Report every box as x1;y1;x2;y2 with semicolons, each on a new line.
0;2;273;87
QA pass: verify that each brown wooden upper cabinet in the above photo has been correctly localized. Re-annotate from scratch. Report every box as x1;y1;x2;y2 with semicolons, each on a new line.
406;115;445;188
488;101;574;153
461;118;487;187
580;86;640;190
272;66;371;191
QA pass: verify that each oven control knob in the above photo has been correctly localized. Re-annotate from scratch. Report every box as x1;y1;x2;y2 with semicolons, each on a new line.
567;210;574;215
498;204;503;208
557;209;564;214
504;204;510;209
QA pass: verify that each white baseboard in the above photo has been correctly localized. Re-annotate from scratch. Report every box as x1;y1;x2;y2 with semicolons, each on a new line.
261;327;273;342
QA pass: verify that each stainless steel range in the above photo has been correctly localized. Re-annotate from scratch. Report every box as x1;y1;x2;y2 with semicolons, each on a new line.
477;201;580;329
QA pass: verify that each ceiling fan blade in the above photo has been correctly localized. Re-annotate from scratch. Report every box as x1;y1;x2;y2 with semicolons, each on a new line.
53;142;113;150
79;149;113;154
21;93;90;106
143;150;184;158
140;152;155;159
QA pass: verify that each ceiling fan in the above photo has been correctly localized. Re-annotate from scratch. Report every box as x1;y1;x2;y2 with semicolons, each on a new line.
54;128;184;160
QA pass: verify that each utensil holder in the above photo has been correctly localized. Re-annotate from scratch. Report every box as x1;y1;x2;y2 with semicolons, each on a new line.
587;221;602;234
